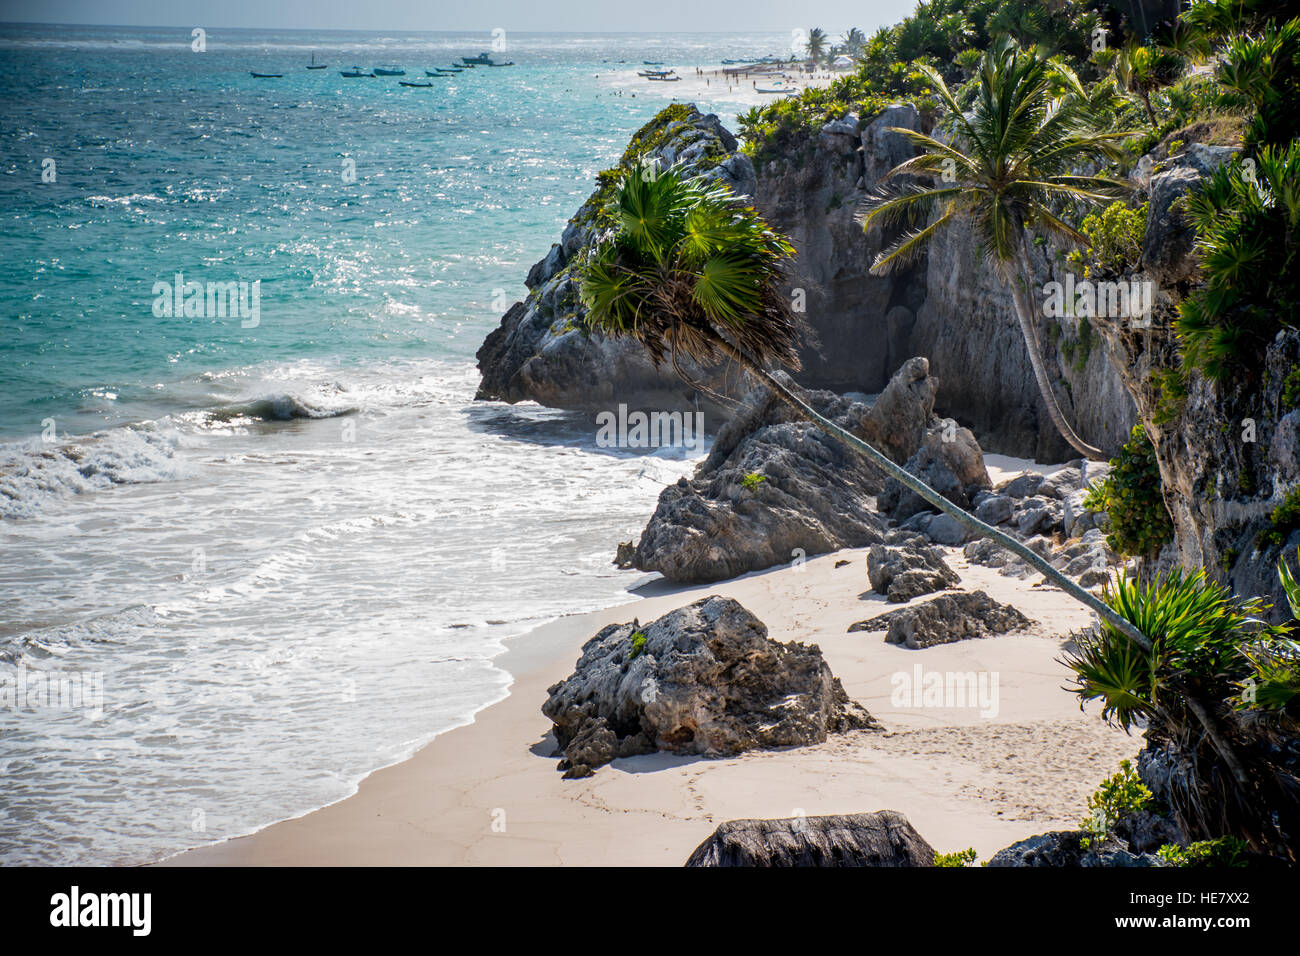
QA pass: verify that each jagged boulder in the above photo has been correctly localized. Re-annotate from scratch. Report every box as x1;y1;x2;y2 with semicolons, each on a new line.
685;810;936;867
475;105;755;416
856;356;938;463
849;590;1033;648
627;359;943;584
542;596;878;778
866;531;960;603
877;419;992;522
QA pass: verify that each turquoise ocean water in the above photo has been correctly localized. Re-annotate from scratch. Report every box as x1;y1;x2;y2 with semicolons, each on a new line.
0;24;783;864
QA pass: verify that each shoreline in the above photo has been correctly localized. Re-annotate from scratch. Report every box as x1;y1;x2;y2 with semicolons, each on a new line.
601;63;842;108
162;455;1140;867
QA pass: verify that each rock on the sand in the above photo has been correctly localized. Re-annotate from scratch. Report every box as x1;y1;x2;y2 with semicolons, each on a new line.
986;830;1162;867
866;532;960;603
542;596;878;777
684;810;936;867
628;358;942;584
849;590;1033;649
877;418;992;521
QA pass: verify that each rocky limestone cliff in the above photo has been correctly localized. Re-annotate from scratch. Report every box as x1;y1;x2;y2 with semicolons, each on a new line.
474;105;755;419
1092;142;1300;620
754;104;1138;461
476;99;1139;460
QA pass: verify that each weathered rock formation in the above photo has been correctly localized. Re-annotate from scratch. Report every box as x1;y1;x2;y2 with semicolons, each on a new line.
849;590;1033;649
754;104;1138;460
876;419;992;522
626;358;940;584
475;105;755;417
541;596;877;778
1090;139;1300;621
684;810;936;867
476;101;1139;460
865;531;960;603
986;830;1162;867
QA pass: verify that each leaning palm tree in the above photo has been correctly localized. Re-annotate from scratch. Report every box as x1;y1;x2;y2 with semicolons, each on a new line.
860;38;1134;461
576;161;1152;652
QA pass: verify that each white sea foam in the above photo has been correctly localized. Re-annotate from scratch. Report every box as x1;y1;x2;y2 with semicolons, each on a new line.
0;356;704;865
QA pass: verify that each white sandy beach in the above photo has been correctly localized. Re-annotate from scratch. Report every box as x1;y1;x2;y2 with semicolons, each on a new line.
164;460;1139;867
601;63;842;108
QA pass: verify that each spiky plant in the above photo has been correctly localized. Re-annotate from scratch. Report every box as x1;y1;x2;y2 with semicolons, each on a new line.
859;38;1135;461
1065;569;1273;732
577;160;1156;654
1175;142;1300;381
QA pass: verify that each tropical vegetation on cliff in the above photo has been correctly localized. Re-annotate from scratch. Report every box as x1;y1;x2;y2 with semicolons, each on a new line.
858;38;1133;460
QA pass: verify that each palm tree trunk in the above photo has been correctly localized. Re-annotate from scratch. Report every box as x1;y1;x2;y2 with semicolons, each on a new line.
1009;246;1109;461
707;334;1153;653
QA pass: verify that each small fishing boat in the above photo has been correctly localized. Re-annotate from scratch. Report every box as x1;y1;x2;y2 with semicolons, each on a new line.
643;60;665;65
250;71;283;78
430;66;461;73
638;69;675;77
756;79;797;94
485;60;514;67
456;60;477;68
373;65;406;76
306;52;327;70
399;80;433;87
462;52;493;64
423;71;451;78
647;74;681;81
340;67;374;77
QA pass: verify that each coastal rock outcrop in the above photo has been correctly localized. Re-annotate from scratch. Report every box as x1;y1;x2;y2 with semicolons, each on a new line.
753;104;1137;459
542;596;878;778
849;590;1033;648
475;104;755;417
625;358;942;584
876;419;992;522
684;810;936;867
986;830;1162;867
865;531;960;603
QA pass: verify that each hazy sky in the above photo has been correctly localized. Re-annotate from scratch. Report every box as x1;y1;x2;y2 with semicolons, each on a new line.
0;0;916;33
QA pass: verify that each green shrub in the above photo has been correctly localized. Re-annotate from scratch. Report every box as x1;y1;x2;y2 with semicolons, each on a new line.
740;472;766;491
1080;759;1153;848
1083;425;1174;559
1157;836;1250;867
1282;367;1300;409
1261;487;1300;547
1065;201;1148;277
1176;144;1300;382
934;847;978;867
628;630;647;660
1151;367;1187;426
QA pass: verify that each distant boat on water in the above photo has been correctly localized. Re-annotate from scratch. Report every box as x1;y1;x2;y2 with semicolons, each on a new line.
340;67;375;77
399;80;433;88
461;52;494;64
756;79;797;94
485;61;514;67
424;71;452;77
638;69;675;77
250;72;282;78
430;67;461;74
643;60;665;65
306;52;327;70
374;65;406;76
647;74;680;81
